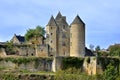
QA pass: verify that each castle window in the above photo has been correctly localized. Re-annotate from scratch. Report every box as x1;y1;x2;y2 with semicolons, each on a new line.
51;48;52;51
41;49;43;52
51;40;52;43
51;27;52;29
62;42;66;46
62;34;66;38
63;25;65;29
46;34;49;38
51;33;53;35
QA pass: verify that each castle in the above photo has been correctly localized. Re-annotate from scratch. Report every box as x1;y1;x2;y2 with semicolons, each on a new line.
0;12;119;75
5;12;91;57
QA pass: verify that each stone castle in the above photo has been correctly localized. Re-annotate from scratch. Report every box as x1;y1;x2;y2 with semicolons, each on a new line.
0;12;102;75
2;12;91;57
0;12;119;76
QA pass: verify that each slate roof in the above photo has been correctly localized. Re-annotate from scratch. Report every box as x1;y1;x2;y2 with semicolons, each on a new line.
16;35;25;42
47;16;57;26
71;15;85;25
85;47;95;56
55;12;62;20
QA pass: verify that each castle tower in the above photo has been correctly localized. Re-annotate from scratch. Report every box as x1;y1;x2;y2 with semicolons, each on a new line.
46;16;58;56
70;15;85;57
55;12;70;57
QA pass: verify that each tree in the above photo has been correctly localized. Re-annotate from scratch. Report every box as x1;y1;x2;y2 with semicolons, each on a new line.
89;44;94;51
108;44;120;56
95;45;100;52
103;63;118;80
25;26;45;44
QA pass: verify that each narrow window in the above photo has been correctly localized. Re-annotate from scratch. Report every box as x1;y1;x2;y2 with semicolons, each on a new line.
51;40;52;43
62;42;66;46
63;25;65;29
62;34;66;38
51;48;52;51
51;33;53;35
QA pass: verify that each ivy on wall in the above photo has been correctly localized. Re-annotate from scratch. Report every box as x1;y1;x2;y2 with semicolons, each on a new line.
0;57;53;66
62;57;84;70
97;57;119;73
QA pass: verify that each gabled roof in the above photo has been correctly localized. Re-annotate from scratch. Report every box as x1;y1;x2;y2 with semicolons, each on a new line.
71;15;85;25
85;47;95;56
47;16;57;26
55;12;62;20
16;35;25;42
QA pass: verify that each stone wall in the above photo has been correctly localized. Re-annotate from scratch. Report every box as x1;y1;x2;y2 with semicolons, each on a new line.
0;48;6;57
36;44;49;57
0;57;53;72
19;46;36;56
83;57;97;75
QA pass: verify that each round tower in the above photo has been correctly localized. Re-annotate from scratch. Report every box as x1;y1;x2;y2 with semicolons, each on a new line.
70;15;85;57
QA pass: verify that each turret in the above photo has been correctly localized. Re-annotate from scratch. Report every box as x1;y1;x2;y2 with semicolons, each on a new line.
46;16;58;57
70;15;85;57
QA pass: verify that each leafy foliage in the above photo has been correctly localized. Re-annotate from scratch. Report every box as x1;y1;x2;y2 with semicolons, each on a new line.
95;45;100;52
25;26;45;44
0;73;19;80
97;51;109;57
108;44;120;56
98;57;119;71
55;70;96;80
62;57;84;70
103;63;118;80
5;41;16;55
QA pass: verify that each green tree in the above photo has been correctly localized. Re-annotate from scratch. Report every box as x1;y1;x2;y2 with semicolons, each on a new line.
103;63;118;80
95;45;100;52
108;44;120;56
89;44;94;51
25;26;45;44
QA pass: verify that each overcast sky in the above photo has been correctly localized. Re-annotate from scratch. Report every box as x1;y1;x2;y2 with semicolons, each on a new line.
0;0;120;49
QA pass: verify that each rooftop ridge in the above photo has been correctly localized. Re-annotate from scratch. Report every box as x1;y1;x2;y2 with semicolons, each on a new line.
71;15;85;25
47;15;57;26
55;12;62;20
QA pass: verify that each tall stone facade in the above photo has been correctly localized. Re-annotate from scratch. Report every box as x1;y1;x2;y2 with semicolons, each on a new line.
46;12;70;57
70;15;85;57
46;12;85;57
1;12;86;58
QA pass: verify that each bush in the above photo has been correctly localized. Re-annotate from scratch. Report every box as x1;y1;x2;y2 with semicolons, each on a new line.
0;73;19;80
62;57;84;70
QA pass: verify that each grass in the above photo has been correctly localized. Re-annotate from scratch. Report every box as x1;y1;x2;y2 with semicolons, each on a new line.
23;71;55;75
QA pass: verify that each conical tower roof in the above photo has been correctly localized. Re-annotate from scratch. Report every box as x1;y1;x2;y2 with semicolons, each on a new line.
47;16;57;26
55;12;62;20
71;15;85;25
